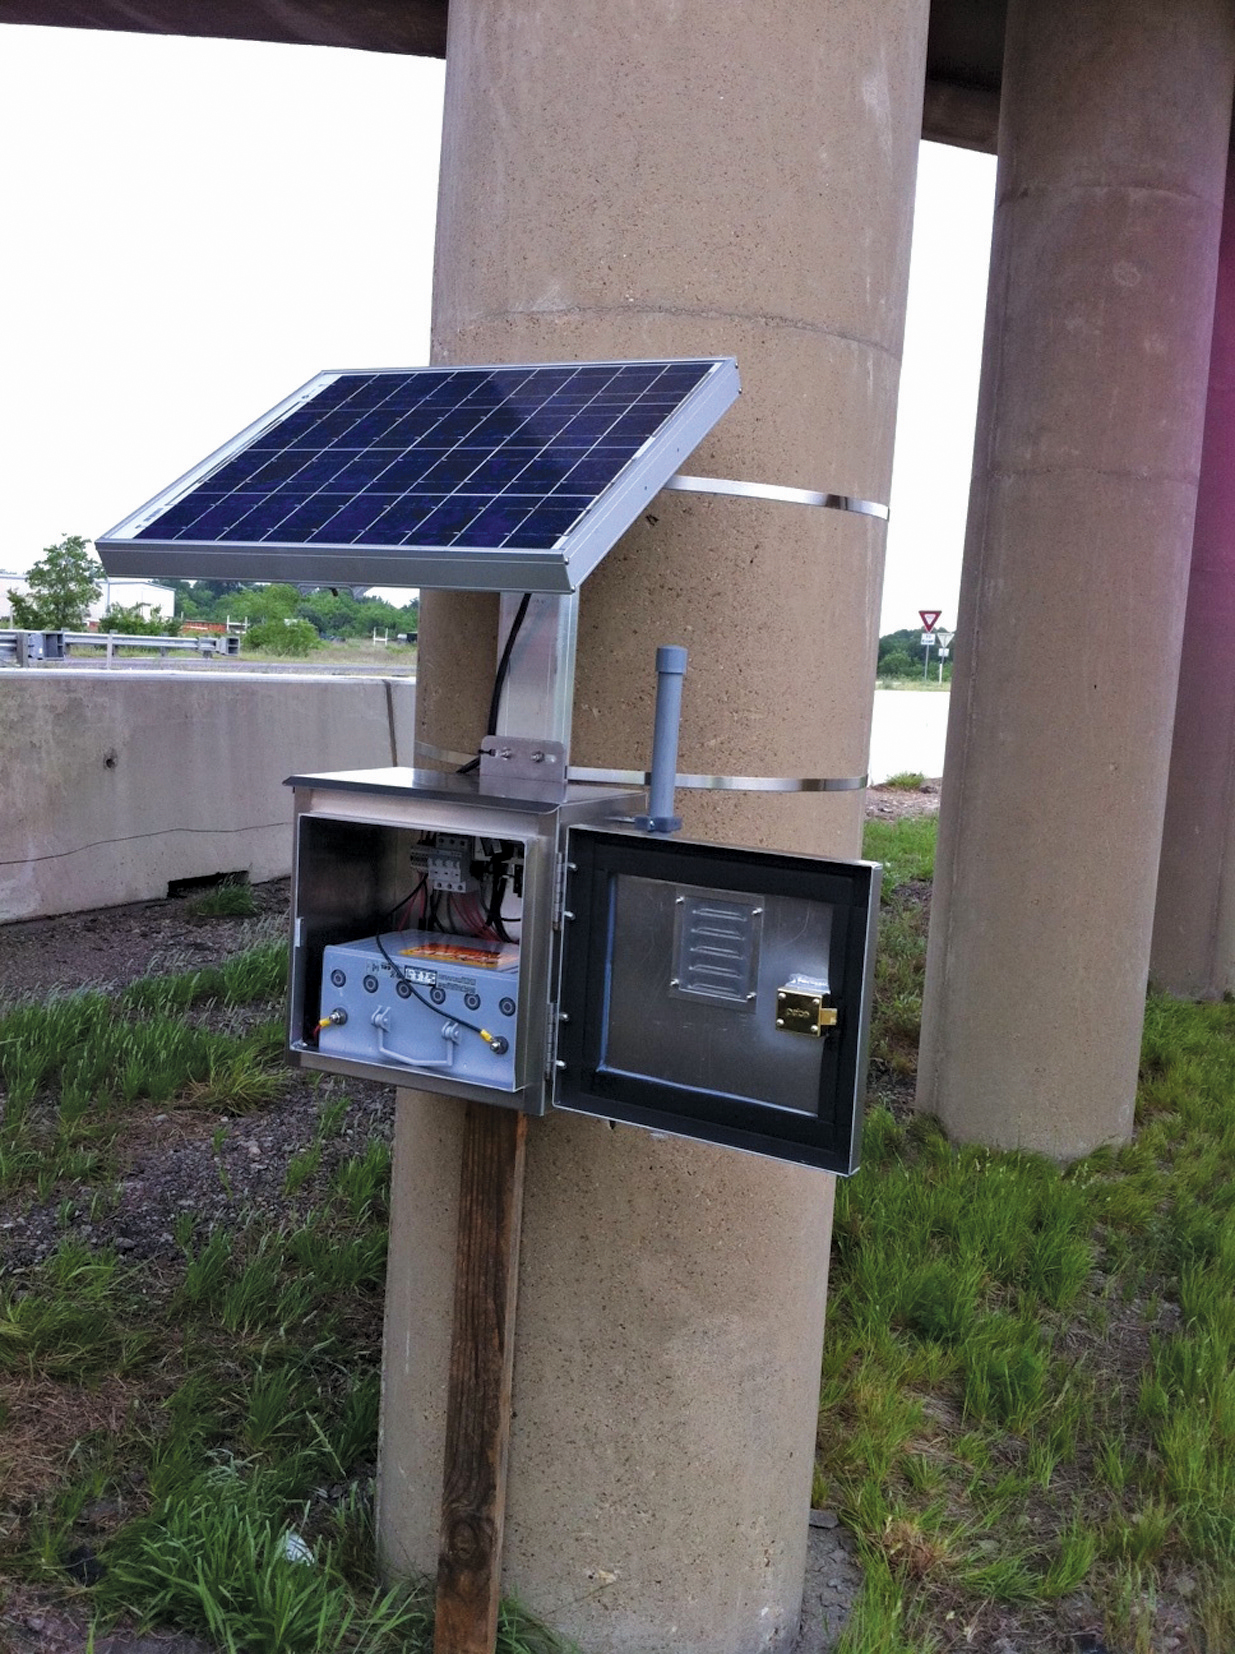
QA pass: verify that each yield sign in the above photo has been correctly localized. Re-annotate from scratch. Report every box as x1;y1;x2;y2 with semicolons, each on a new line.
919;609;942;631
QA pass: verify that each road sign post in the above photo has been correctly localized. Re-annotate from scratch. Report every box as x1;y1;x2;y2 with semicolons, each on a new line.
919;611;943;682
935;627;954;684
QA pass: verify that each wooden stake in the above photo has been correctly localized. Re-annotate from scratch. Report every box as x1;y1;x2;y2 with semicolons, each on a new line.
433;1102;528;1654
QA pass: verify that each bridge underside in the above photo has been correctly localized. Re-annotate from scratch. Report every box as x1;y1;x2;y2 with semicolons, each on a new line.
0;0;1005;150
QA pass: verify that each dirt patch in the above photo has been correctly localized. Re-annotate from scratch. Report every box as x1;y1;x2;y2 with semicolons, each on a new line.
0;1380;139;1519
0;880;291;1006
865;778;942;821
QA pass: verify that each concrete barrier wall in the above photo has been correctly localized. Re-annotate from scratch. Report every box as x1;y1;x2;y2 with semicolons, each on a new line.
0;670;417;922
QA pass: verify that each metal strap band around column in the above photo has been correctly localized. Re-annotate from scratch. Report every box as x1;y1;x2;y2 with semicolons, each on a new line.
413;741;867;793
663;474;890;521
566;767;869;793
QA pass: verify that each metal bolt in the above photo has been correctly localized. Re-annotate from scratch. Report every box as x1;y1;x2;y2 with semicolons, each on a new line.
555;1059;567;1071
563;910;575;921
532;750;545;763
669;978;680;988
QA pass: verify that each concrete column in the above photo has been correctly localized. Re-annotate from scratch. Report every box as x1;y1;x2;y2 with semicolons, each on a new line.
381;3;928;1650
917;0;1235;1158
1152;162;1235;999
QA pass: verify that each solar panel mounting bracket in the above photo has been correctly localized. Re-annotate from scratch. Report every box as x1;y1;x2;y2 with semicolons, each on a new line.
479;736;567;785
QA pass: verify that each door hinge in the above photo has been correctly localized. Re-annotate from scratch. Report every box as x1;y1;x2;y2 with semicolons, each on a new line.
553;849;571;930
545;1002;563;1086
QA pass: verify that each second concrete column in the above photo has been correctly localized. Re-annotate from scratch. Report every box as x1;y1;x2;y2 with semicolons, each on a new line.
1152;161;1235;999
917;0;1235;1157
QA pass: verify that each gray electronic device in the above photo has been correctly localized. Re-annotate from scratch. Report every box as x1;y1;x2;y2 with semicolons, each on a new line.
317;929;520;1090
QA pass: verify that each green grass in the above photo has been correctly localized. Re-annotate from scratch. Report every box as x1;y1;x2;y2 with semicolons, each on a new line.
13;821;1235;1651
880;770;927;791
187;878;260;919
0;938;579;1654
863;815;935;1083
819;815;1235;1651
0;939;291;1201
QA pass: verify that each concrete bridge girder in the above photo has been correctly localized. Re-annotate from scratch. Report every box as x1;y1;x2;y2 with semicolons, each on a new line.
0;0;1005;150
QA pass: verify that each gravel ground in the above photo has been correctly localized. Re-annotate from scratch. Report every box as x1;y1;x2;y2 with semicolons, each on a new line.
0;879;292;1005
0;877;394;1285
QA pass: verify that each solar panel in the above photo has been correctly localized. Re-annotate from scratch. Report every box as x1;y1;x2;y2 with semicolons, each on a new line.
97;358;740;594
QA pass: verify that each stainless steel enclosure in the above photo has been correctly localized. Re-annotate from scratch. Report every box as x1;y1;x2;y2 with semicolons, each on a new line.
286;768;642;1110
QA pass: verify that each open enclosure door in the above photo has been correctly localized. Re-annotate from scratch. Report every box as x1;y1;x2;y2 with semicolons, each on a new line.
555;828;880;1173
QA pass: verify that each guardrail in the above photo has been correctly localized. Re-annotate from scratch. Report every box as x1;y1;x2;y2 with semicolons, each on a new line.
0;629;240;665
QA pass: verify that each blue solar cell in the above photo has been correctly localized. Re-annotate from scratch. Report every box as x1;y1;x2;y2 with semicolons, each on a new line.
137;497;206;538
611;411;667;439
453;500;536;544
361;451;436;488
276;452;345;487
548;415;608;445
414;496;488;541
180;496;265;538
561;451;639;488
506;504;588;546
460;412;528;445
204;454;264;489
516;455;580;489
246;498;338;540
415;456;479;491
340;410;401;445
312;497;399;542
325;453;401;489
462;451;536;490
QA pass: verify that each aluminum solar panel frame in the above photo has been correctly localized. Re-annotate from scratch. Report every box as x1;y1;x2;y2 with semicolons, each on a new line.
96;358;740;594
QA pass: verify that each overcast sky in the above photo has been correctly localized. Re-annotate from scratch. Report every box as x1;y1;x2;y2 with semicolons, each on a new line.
0;26;995;636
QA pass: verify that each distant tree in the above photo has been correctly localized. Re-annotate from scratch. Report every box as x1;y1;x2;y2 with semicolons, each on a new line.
878;627;924;665
879;649;916;678
227;582;301;624
9;535;103;629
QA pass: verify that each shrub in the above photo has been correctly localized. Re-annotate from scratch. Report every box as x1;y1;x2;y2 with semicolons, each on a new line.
100;603;180;636
244;619;319;657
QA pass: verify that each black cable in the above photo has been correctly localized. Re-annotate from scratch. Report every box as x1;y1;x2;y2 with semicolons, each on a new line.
456;592;533;774
486;846;512;943
387;874;427;929
375;933;506;1051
